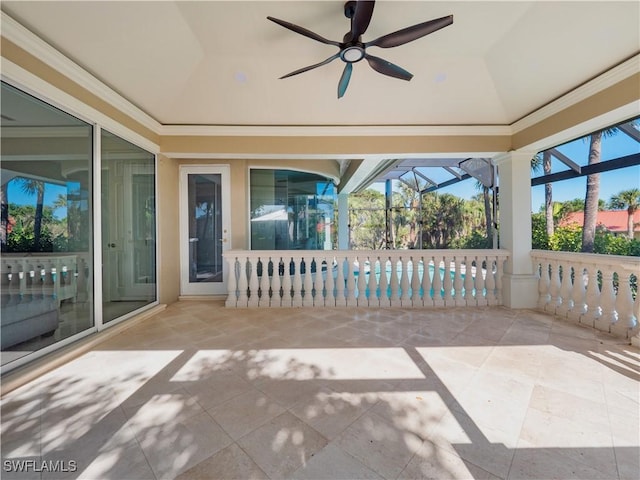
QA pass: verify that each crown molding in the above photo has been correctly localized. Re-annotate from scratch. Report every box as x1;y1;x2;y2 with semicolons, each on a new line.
1;11;162;134
158;124;512;137
511;54;640;134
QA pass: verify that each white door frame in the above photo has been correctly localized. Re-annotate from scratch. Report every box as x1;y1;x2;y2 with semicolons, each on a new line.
179;165;231;295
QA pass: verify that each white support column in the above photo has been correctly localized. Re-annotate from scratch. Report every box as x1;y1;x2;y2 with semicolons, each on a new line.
338;193;350;250
493;151;539;308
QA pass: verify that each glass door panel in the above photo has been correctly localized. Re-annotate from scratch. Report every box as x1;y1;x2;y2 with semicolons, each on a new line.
101;130;156;323
180;166;230;295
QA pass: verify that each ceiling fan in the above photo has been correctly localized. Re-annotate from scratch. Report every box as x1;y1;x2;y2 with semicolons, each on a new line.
267;0;453;98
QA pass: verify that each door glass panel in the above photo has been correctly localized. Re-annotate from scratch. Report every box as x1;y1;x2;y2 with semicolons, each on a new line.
101;130;156;323
1;81;93;368
188;174;222;283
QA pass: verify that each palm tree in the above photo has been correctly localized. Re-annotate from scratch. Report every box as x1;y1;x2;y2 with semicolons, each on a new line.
18;178;45;251
473;182;493;243
609;188;640;238
582;131;603;252
542;151;554;237
581;127;628;252
395;177;425;248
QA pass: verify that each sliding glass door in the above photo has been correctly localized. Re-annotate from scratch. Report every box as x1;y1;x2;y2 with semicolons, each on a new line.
101;131;156;323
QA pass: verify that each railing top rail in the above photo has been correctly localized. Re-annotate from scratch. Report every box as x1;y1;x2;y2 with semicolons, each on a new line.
531;249;640;270
223;249;511;258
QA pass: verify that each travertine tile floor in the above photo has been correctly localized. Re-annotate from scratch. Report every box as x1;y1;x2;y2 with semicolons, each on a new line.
1;302;639;479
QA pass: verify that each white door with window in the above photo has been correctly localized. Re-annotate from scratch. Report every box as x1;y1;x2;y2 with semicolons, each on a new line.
179;165;231;295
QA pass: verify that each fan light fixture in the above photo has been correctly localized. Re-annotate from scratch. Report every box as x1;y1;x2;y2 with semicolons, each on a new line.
342;46;365;62
267;0;453;98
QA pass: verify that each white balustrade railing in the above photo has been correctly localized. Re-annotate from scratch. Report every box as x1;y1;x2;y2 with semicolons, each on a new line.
531;249;640;340
0;254;88;305
223;249;509;310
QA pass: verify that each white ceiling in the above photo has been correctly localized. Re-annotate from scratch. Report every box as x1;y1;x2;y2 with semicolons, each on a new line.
2;1;638;128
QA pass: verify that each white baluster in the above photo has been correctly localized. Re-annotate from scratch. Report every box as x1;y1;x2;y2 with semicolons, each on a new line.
432;257;444;307
583;265;601;327
595;267;617;332
475;255;487;306
410;256;421;308
400;257;411;307
484;257;496;305
368;256;379;307
334;255;346;307
236;257;249;307
442;256;454;306
547;260;562;313
325;256;335;307
225;256;238;307
281;257;292;308
259;257;271;307
292;255;303;307
453;256;464;307
248;257;260;307
313;256;325;307
303;257;314;307
271;257;282;307
389;256;401;307
536;260;551;309
495;256;505;305
18;262;26;297
357;255;368;307
568;264;587;323
379;256;390;307
463;255;475;306
346;254;357;307
421;256;434;307
631;287;640;346
556;262;574;317
612;269;636;338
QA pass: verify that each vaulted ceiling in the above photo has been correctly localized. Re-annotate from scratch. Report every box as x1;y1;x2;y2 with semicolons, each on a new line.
3;1;638;127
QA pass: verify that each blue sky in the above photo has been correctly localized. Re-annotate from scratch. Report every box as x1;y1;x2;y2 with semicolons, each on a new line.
7;181;69;219
377;126;639;212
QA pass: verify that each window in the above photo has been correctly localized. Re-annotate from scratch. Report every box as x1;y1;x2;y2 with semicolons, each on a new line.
250;169;335;250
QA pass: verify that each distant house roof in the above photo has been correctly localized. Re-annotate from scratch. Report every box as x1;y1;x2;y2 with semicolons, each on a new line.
560;210;640;233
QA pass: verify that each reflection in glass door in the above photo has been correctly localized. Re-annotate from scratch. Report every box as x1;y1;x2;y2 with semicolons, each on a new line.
101;130;157;323
180;166;230;295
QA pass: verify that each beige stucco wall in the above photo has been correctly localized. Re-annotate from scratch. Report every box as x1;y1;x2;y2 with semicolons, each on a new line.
156;154;180;304
160;134;512;157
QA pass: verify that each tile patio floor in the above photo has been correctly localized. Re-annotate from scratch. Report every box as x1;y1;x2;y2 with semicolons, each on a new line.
1;301;639;479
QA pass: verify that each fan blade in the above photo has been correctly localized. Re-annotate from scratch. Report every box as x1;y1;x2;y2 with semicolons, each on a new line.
349;1;375;41
365;54;413;81
267;16;341;47
280;53;341;79
365;15;453;48
338;63;353;98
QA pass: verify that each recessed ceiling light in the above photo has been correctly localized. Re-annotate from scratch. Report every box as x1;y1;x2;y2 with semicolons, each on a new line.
434;73;447;83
